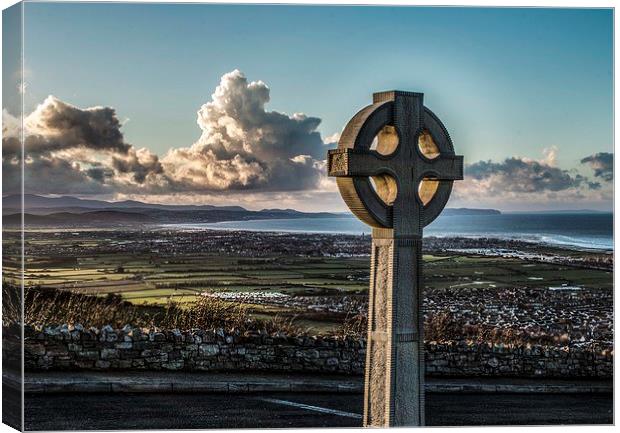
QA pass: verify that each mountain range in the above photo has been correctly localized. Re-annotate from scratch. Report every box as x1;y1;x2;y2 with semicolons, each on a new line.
2;194;501;227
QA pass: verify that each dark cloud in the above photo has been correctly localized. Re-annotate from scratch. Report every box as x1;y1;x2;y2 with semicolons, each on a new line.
581;152;613;182
452;148;610;208
466;157;588;194
2;97;132;159
29;96;129;154
112;148;164;184
2;97;166;195
19;156;114;195
86;165;114;183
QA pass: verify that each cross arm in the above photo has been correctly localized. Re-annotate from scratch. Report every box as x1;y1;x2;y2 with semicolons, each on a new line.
420;154;464;180
327;148;389;177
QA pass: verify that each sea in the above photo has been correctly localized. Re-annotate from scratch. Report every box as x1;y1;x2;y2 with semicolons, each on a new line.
167;212;613;252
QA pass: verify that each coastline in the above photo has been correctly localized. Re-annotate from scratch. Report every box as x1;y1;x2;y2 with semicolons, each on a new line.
8;211;612;254
160;215;613;253
10;221;612;254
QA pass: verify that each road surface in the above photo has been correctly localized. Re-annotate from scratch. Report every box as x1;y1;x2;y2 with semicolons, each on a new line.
24;391;613;430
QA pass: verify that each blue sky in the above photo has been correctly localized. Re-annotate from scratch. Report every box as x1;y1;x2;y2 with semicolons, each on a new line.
9;3;614;211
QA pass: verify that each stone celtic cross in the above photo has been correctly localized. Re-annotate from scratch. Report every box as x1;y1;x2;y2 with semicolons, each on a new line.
327;91;463;427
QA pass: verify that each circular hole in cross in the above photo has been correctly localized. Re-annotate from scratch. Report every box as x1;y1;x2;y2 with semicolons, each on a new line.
418;129;440;159
370;125;399;155
418;178;439;205
369;174;398;205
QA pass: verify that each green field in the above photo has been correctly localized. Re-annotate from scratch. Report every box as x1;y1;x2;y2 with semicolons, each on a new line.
11;250;612;307
11;251;370;305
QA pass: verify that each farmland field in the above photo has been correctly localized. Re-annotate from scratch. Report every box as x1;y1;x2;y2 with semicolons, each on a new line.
2;227;612;334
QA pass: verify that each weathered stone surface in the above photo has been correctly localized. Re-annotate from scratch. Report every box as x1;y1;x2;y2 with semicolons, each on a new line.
100;348;119;360
199;344;219;356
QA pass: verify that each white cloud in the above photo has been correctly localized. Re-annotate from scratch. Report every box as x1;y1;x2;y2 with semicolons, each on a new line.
3;70;331;197
160;69;326;191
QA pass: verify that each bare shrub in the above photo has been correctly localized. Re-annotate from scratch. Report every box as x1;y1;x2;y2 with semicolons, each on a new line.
160;296;249;331
333;310;568;346
22;286;146;329
260;315;306;335
425;312;560;346
336;312;367;337
425;312;462;342
12;285;286;334
2;283;22;327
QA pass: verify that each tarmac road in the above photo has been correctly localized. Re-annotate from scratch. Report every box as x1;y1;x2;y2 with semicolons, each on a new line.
24;391;613;430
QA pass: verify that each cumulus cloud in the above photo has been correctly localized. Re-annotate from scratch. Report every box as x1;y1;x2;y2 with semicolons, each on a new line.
24;96;129;154
466;158;586;194
581;152;613;182
2;96;167;195
160;69;326;191
452;147;606;208
3;70;330;197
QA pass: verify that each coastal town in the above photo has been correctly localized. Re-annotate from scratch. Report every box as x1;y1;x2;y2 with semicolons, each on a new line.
5;228;613;269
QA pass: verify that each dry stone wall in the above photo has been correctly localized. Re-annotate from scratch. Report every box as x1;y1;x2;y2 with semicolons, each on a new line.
18;325;612;378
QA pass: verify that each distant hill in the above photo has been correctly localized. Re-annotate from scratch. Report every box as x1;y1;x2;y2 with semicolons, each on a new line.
3;211;155;226
2;194;503;227
509;209;610;214
2;194;247;212
259;208;302;214
442;208;501;216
